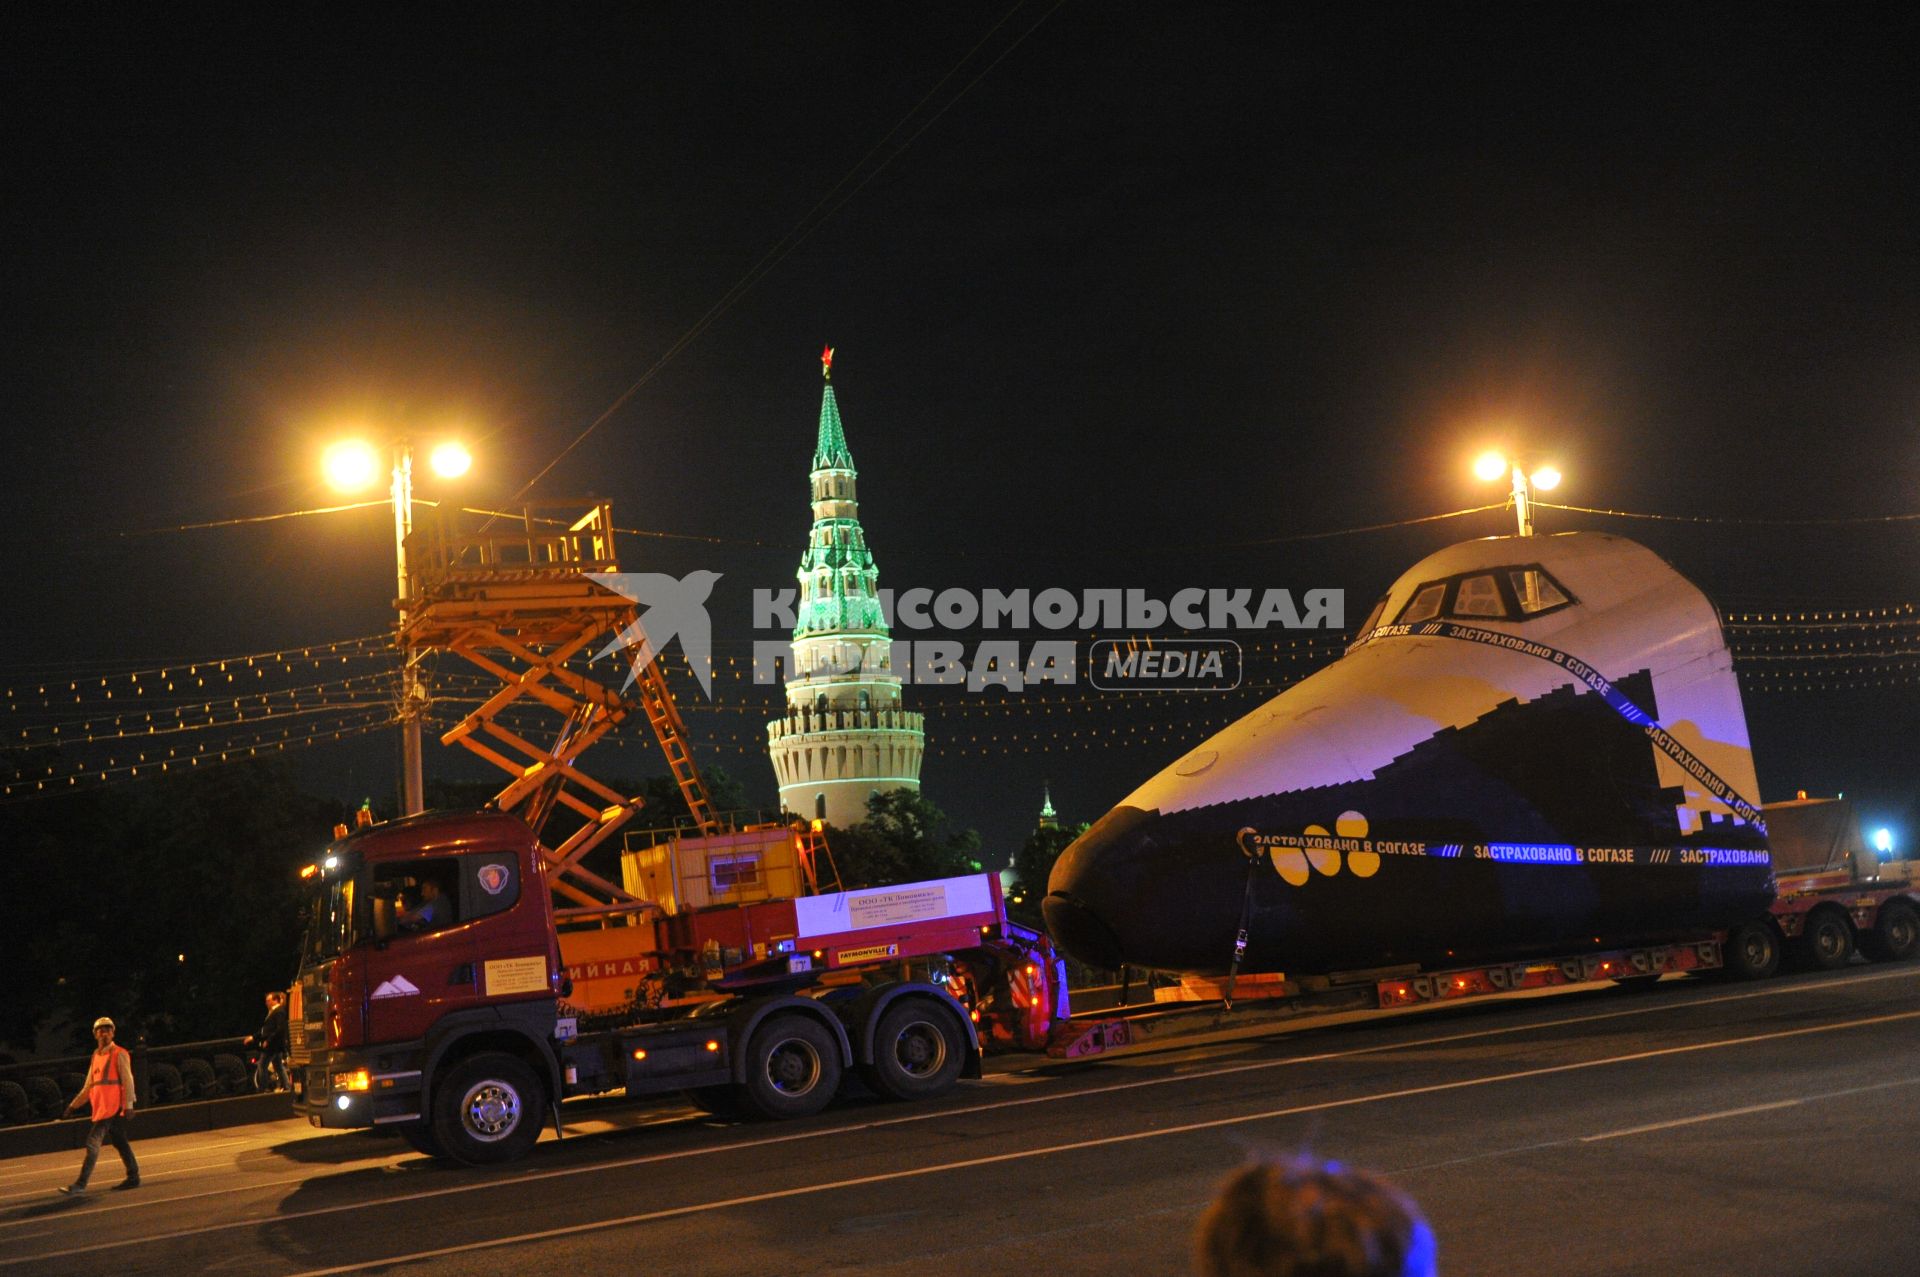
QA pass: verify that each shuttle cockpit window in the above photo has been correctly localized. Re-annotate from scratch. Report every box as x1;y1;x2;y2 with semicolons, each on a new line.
1392;565;1576;625
1348;593;1391;649
1452;573;1505;617
1509;568;1571;615
1398;583;1446;624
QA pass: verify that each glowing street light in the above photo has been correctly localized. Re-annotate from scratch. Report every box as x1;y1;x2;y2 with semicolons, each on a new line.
429;441;472;479
1473;451;1563;537
320;435;473;815
323;440;382;493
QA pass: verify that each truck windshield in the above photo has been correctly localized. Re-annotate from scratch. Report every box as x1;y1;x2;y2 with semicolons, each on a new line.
299;853;362;966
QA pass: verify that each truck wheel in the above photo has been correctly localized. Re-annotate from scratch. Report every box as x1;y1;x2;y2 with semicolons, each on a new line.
740;1015;842;1121
0;1081;29;1126
1723;921;1781;980
25;1075;62;1120
1794;910;1854;971
398;1120;447;1159
1861;901;1920;963
148;1062;183;1104
179;1057;219;1099
860;999;965;1101
430;1053;545;1164
684;1085;745;1118
212;1053;249;1094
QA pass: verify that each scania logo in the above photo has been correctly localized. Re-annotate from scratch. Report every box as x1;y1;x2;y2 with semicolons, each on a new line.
476;864;510;896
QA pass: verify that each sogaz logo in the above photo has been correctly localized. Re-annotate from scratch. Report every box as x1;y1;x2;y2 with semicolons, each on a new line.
1089;638;1241;691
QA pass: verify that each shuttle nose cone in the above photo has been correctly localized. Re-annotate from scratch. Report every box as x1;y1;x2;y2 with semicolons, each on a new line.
1045;804;1235;971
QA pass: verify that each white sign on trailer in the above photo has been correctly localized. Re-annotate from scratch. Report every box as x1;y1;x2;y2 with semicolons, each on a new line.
795;873;995;939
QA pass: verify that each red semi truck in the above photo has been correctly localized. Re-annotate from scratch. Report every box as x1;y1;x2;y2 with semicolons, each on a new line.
288;810;1061;1163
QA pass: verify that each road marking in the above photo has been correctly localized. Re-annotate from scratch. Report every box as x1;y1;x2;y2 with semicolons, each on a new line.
1580;1075;1920;1142
1394;1074;1920;1174
7;1004;1918;1269
1;966;1910;1232
276;1007;1920;1277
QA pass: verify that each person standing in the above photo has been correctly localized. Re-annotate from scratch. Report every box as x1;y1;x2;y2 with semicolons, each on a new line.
246;991;290;1091
59;1016;140;1194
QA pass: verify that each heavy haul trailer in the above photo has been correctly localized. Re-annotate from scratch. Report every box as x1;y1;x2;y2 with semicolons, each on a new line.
1761;795;1920;971
1044;937;1730;1061
288;810;1063;1164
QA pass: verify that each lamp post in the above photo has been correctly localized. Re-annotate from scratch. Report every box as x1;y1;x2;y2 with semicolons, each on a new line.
324;437;471;815
1473;451;1562;537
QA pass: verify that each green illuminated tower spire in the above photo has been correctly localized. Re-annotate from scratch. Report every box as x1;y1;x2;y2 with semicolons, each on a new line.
767;346;925;826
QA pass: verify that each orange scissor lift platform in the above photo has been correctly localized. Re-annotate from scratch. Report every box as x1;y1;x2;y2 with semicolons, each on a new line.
400;502;839;1019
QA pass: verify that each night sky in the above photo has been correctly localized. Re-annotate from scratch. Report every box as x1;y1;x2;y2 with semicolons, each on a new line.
6;4;1916;862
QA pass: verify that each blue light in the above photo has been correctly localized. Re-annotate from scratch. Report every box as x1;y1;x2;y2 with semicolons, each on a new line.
1486;843;1580;864
1873;828;1895;856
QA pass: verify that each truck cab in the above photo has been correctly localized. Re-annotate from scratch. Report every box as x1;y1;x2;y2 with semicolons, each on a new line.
290;811;564;1160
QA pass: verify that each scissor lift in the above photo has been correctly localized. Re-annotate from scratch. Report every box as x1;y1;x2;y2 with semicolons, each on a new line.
401;502;716;918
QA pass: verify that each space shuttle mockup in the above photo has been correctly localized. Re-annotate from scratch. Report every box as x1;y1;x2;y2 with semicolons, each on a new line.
1044;532;1774;975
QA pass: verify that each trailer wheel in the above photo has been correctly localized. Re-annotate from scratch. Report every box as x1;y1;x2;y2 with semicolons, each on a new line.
431;1052;545;1164
1794;910;1854;971
1723;921;1781;980
860;999;965;1102
1861;901;1920;963
0;1081;30;1126
740;1015;841;1121
684;1085;745;1118
397;1120;446;1159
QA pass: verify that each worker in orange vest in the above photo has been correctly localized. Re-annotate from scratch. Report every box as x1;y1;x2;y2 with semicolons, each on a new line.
59;1016;140;1194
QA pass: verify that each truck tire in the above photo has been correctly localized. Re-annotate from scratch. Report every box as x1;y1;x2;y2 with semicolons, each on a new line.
398;1120;447;1159
179;1057;219;1099
1723;921;1781;980
739;1015;842;1121
1861;900;1920;963
430;1052;546;1165
0;1081;30;1126
25;1075;62;1120
213;1053;250;1094
1794;910;1854;971
859;998;965;1102
148;1062;183;1104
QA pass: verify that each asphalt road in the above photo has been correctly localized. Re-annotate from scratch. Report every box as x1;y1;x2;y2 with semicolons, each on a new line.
4;965;1918;1276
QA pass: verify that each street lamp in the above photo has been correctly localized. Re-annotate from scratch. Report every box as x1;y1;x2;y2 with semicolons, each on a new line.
324;437;471;815
1473;450;1562;537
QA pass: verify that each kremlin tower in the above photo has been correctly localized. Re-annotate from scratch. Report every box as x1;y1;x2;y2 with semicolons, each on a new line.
766;348;925;827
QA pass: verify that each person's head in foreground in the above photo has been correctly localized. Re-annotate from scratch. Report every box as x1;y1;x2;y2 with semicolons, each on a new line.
1194;1155;1438;1277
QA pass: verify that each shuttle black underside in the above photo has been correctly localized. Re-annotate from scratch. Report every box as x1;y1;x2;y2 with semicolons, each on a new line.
1045;670;1774;975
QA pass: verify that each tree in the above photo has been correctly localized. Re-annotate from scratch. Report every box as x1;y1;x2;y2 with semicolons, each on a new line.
827;790;983;889
0;759;345;1053
1005;822;1086;926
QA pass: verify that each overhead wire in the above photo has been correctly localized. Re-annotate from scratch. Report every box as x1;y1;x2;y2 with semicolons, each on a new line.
489;0;1067;516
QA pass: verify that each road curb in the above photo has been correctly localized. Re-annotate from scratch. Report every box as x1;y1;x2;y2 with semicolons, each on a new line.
0;1092;293;1160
